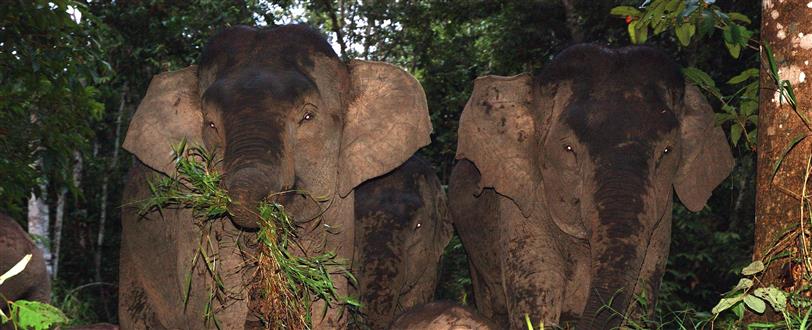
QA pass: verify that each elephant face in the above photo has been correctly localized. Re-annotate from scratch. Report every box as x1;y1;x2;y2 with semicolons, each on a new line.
456;44;733;326
123;24;431;229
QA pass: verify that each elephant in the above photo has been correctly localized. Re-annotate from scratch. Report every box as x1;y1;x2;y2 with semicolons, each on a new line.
119;24;432;329
389;301;497;330
353;155;453;329
448;44;734;329
0;213;50;319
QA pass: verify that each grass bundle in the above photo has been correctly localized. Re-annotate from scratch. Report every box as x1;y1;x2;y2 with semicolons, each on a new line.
140;141;357;329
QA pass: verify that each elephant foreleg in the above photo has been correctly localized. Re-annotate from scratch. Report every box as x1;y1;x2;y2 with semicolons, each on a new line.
498;197;566;329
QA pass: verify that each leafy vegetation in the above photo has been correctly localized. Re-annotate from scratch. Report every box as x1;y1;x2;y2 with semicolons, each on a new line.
139;143;357;328
1;255;69;330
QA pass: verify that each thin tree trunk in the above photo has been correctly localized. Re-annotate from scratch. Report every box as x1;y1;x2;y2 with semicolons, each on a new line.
27;164;51;276
53;151;82;280
753;0;812;301
325;0;347;58
96;88;126;283
561;0;583;43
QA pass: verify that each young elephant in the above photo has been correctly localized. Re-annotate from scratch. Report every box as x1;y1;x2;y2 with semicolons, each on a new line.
449;44;734;329
353;155;453;329
0;213;50;312
119;24;431;329
389;301;497;330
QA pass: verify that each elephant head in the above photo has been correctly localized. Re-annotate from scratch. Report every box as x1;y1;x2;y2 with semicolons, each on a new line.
353;156;453;328
456;44;733;327
123;24;431;230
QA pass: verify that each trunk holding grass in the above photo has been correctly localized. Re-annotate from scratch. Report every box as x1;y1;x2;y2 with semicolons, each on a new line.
753;0;812;306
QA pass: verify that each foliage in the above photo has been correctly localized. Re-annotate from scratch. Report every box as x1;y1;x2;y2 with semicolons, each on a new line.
612;0;759;150
0;0;110;216
1;255;70;330
140;143;357;328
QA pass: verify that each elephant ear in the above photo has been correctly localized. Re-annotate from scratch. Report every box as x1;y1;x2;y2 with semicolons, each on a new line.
456;74;539;216
674;83;734;211
123;66;204;176
338;60;432;197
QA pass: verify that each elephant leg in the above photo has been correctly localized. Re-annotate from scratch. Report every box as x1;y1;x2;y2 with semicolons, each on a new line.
624;212;672;325
118;249;164;330
499;197;566;329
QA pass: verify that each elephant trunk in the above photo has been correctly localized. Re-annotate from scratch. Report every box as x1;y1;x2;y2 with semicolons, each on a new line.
222;120;293;229
578;174;651;329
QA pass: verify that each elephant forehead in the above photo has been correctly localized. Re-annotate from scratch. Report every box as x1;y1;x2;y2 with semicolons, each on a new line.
563;96;678;155
203;68;316;112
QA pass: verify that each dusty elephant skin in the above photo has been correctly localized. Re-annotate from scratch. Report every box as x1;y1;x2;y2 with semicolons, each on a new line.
449;44;734;329
119;24;432;329
0;213;50;328
353;155;453;329
389;301;498;330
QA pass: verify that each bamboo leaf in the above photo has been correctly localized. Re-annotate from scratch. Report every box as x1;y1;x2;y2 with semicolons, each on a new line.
771;133;809;180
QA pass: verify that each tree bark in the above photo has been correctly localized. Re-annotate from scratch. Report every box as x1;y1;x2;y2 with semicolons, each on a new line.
754;0;812;298
27;159;51;276
53;151;82;279
96;88;127;283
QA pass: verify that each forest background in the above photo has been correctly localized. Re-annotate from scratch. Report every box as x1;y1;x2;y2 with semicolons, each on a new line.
0;0;761;325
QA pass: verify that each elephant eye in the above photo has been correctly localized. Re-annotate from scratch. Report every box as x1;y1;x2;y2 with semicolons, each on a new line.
564;145;573;152
415;223;422;229
208;121;216;129
303;112;314;121
663;146;671;154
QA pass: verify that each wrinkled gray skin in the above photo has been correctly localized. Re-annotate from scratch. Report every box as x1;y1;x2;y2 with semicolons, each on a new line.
449;44;734;329
0;213;50;326
389;301;497;330
119;24;432;329
353;155;453;329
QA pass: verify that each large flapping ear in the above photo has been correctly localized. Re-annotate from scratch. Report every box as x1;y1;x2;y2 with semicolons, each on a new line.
674;83;735;211
456;74;540;216
337;60;432;197
123;66;204;176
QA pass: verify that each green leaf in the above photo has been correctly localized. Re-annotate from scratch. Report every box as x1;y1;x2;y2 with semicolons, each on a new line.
610;6;642;17
628;20;638;43
730;124;742;146
636;22;649;44
713;295;745;315
728;12;752;24
675;23;696;46
742;261;765;275
8;300;69;330
732;278;754;292
727;68;759;85
725;42;742;59
744;295;766;314
682;67;717;90
753;287;787;312
741;101;758;117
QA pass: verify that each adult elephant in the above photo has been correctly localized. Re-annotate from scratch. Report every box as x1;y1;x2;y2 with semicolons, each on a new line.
449;44;734;329
0;213;50;320
119;24;431;329
353;155;453;329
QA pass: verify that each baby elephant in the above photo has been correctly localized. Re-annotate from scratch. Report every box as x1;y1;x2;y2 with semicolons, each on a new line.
0;213;50;313
389;301;498;330
354;155;454;329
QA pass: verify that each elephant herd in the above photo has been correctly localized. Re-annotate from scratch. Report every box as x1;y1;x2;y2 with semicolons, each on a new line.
0;24;734;330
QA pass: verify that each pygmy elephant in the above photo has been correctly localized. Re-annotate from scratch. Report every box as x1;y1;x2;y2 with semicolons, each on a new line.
389;301;497;330
119;24;432;329
353;155;453;329
0;213;50;315
449;44;734;329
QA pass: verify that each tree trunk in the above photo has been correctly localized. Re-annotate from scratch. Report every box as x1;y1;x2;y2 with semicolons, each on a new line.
96;88;127;283
27;166;51;276
53;151;82;279
561;0;583;43
754;0;812;300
